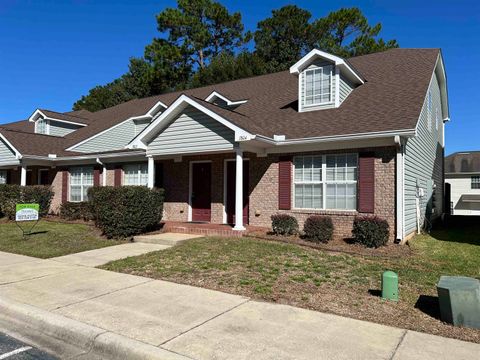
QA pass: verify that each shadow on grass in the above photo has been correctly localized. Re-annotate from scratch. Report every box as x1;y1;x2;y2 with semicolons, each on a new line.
415;295;441;320
368;289;382;297
430;216;480;246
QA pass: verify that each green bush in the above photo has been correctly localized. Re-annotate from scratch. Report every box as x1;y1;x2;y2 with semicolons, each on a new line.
0;184;54;219
303;215;334;243
59;202;94;221
352;216;390;248
271;214;299;236
88;186;164;239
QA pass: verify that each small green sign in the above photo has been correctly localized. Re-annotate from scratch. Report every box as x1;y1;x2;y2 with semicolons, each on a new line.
15;203;40;222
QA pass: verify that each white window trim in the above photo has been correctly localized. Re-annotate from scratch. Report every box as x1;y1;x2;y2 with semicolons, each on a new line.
292;153;358;211
0;170;7;184
302;65;334;109
35;118;50;135
123;163;148;186
69;166;93;202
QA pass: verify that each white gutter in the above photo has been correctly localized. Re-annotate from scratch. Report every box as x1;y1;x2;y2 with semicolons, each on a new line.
394;136;405;243
255;128;416;146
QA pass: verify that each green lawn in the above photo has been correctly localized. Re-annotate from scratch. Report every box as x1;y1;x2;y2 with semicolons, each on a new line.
101;223;480;343
0;220;123;258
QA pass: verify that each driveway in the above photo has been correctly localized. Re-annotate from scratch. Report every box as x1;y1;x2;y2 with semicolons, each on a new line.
0;250;479;359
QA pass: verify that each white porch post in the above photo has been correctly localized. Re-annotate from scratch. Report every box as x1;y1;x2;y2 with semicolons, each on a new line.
147;156;155;189
20;164;27;186
102;164;107;186
233;146;245;231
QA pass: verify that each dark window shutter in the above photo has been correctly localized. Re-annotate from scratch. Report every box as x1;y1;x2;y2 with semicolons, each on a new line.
114;166;122;187
278;156;292;210
358;153;375;213
93;167;100;186
61;170;68;204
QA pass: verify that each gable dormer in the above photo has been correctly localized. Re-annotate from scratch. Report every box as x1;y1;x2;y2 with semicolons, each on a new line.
205;91;247;110
290;49;364;112
29;109;87;136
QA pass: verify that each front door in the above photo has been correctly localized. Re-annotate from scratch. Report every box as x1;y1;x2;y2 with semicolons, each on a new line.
226;160;249;225
191;162;211;222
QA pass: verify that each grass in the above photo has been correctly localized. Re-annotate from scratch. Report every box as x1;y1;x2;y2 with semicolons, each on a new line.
0;219;123;258
101;222;480;343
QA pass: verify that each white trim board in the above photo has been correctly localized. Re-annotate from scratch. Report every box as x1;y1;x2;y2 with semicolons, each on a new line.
205;91;248;106
28;109;88;127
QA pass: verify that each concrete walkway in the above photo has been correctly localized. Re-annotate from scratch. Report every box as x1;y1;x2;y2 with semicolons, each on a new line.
0;251;479;359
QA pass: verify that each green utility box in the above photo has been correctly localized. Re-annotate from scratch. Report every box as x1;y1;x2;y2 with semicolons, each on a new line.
382;271;398;301
437;276;480;329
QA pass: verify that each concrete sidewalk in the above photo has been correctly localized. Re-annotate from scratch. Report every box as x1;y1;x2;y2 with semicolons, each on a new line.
0;251;478;360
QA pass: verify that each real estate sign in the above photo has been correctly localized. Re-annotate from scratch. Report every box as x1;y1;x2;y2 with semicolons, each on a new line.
15;204;40;222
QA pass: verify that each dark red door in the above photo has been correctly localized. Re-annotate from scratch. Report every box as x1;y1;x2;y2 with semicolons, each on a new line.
226;160;249;225
191;162;212;222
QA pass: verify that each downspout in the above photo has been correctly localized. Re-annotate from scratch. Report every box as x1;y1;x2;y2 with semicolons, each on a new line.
394;136;405;244
96;158;106;186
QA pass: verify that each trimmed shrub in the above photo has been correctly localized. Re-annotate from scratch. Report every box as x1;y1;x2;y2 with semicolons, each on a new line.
88;186;164;239
352;216;390;248
0;184;54;219
59;202;94;221
303;215;334;243
271;214;299;236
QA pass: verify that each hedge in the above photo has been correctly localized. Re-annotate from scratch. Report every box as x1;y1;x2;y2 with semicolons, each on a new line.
0;184;54;219
59;202;94;221
303;215;334;243
271;214;299;236
352;216;390;248
88;186;164;239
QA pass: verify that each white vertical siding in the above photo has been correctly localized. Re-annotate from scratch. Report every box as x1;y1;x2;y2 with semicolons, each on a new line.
404;71;444;235
147;106;235;156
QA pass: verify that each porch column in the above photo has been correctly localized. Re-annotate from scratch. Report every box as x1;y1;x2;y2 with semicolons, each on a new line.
20;164;27;186
147;156;155;189
102;164;107;186
233;146;245;231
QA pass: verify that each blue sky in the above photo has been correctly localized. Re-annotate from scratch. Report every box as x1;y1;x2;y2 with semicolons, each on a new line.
0;0;478;155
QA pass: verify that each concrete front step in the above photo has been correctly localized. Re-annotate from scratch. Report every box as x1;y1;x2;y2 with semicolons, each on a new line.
133;232;203;246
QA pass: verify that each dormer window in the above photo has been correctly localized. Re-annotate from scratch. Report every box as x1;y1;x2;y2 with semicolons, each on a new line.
303;66;333;107
36;118;48;135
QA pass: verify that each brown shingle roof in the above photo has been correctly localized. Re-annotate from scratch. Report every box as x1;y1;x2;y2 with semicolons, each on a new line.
0;48;440;157
445;152;480;173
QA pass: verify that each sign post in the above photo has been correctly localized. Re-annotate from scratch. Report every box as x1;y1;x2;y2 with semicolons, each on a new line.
15;203;40;237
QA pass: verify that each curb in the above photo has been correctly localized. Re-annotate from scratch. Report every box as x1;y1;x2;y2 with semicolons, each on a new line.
0;297;190;360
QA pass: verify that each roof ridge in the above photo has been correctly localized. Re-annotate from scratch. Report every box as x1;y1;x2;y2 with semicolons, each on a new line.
40;108;90;121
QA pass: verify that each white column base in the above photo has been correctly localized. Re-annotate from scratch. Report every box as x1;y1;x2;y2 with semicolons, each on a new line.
233;225;246;231
147;156;155;189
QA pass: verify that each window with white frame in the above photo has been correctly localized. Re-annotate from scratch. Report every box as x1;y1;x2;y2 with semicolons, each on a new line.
123;163;148;186
294;154;357;210
427;91;432;132
69;167;93;202
36;118;48;135
0;170;7;184
471;176;480;189
303;65;333;107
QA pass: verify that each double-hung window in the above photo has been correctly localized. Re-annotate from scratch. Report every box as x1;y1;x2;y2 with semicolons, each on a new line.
36;119;48;135
0;170;7;184
471;176;480;189
69;167;93;202
303;65;332;107
123;163;148;186
294;154;357;210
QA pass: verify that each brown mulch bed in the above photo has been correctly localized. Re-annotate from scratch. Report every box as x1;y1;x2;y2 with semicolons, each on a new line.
247;230;412;258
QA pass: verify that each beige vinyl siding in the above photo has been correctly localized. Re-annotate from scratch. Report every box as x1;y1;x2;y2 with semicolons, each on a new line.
404;71;444;235
72;119;140;153
147;106;235;156
300;60;336;111
0;138;18;165
339;75;355;104
48;120;82;137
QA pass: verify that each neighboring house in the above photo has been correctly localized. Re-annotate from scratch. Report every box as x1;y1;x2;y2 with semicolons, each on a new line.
445;152;480;215
0;48;449;242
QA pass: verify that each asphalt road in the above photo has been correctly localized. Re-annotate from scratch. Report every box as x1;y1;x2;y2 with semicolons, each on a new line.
0;332;57;360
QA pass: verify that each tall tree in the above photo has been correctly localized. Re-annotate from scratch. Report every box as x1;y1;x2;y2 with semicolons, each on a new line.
156;0;249;69
312;8;398;57
254;5;312;72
